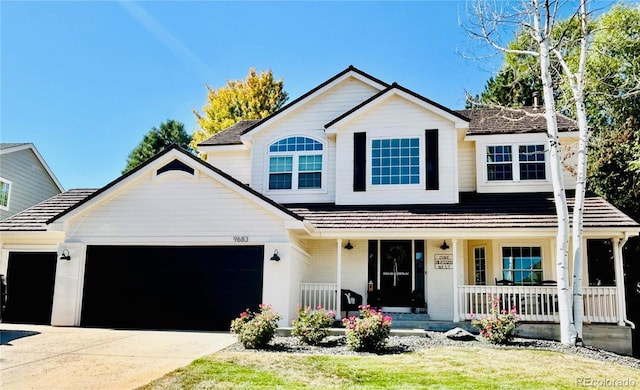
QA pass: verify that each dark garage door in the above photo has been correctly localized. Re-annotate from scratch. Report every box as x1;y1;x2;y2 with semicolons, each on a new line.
3;252;57;324
81;245;263;331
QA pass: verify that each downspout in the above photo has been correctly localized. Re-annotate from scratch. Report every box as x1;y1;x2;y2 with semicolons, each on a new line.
336;238;342;320
615;233;635;329
452;238;459;322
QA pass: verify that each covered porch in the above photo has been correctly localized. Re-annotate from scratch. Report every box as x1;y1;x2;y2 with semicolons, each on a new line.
296;235;631;327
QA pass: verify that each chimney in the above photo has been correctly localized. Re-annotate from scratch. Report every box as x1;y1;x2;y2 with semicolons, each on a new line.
532;91;540;108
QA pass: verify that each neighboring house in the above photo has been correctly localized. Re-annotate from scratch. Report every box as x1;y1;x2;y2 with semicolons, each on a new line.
0;67;637;354
0;143;63;220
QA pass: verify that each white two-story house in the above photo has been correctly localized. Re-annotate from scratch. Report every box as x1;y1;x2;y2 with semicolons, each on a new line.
1;67;637;353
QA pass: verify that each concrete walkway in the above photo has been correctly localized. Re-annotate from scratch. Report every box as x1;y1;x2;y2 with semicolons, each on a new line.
0;323;236;390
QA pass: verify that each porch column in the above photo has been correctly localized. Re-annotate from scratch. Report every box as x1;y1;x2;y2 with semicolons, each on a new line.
452;238;459;322
336;238;342;319
612;237;627;326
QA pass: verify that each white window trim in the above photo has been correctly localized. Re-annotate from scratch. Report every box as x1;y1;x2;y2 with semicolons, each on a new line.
367;135;423;190
483;142;549;184
264;135;327;194
0;177;11;211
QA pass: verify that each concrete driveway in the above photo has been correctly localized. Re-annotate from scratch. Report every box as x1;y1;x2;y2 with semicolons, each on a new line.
0;323;236;390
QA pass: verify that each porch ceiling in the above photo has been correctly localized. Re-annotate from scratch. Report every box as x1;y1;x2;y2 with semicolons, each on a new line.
286;192;639;231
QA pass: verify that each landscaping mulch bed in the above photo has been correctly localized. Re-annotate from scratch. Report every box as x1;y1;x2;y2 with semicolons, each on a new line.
223;331;640;370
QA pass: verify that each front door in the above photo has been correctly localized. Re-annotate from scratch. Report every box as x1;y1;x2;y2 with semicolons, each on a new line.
380;240;413;306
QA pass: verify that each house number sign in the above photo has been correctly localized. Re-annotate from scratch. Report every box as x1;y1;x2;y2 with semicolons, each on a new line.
434;254;453;269
233;235;249;242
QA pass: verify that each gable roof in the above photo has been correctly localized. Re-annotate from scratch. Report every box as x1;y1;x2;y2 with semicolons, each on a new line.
198;65;389;147
287;192;639;231
0;143;64;191
325;82;469;131
46;145;303;226
458;108;578;136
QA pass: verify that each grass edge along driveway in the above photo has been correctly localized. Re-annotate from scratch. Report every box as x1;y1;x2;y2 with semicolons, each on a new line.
138;346;640;389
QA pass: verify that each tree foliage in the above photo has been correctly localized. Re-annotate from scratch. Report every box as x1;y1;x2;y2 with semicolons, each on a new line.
191;68;288;150
123;119;192;174
473;4;640;222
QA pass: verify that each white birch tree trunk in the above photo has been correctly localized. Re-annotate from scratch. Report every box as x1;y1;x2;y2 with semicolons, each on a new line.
534;0;577;345
566;0;590;341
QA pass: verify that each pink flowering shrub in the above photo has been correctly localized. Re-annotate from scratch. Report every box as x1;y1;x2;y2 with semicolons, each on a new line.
471;296;520;344
291;305;335;345
342;305;392;352
230;304;281;349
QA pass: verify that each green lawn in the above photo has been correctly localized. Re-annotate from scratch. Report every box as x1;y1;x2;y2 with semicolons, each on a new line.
138;346;640;389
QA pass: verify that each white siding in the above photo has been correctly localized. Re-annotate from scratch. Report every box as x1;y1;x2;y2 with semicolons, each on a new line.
206;149;251;184
457;129;476;192
249;78;380;204
64;170;288;245
304;239;368;299
426;239;454;321
335;95;458;205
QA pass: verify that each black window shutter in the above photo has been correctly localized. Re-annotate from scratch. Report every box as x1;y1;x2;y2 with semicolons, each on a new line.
425;129;439;190
354;132;366;192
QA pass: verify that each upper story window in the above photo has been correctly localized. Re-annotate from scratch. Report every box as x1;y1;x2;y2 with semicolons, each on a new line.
268;136;323;190
371;138;420;185
0;178;11;210
486;144;546;182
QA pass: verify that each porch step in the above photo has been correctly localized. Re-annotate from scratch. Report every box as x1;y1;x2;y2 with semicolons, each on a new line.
384;312;431;322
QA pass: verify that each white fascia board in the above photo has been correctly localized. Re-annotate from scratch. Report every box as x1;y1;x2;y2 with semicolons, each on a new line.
310;228;560;239
465;129;577;141
309;226;640;240
242;71;386;143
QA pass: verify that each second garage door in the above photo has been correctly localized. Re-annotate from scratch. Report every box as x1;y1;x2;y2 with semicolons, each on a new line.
81;245;263;331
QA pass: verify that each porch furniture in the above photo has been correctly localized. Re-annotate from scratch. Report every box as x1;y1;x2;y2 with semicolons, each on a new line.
495;278;514;286
341;289;363;317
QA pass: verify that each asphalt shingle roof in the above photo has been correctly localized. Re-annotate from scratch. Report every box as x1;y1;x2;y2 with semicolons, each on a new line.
0;189;97;231
1;189;636;232
458;108;577;136
287;192;638;230
198;120;261;146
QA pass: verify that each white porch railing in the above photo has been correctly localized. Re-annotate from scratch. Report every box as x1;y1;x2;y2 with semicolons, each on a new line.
300;283;338;312
458;285;618;323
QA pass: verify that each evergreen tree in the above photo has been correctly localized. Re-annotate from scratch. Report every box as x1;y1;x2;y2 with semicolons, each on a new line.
123;119;192;174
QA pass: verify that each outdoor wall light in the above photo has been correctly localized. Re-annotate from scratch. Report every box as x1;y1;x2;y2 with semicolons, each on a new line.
440;240;450;251
344;240;354;250
270;249;280;261
60;249;71;261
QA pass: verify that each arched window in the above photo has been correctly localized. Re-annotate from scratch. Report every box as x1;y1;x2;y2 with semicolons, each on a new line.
268;136;323;190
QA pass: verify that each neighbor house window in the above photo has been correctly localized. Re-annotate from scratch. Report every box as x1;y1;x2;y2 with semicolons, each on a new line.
502;246;543;285
268;137;323;190
0;179;10;209
371;138;420;185
487;144;546;182
474;247;487;285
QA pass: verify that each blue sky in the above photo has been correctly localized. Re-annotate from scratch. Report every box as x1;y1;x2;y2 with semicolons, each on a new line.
2;0;508;189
